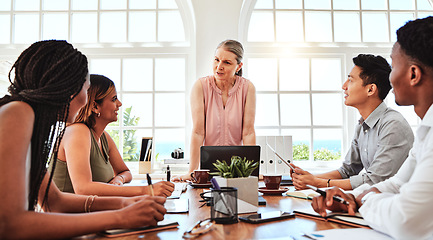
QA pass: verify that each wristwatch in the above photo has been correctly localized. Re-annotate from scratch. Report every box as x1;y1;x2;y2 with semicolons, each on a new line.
360;191;376;205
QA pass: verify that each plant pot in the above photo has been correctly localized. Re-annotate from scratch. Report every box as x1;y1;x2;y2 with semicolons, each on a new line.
214;176;258;214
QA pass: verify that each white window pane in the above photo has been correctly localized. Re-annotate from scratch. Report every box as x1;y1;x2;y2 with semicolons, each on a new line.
418;0;433;10
155;58;185;91
0;1;11;11
311;58;342;91
42;13;68;41
418;13;433;18
254;0;273;9
281;129;310;143
71;13;97;43
256;129;280;136
122;94;153;127
279;58;309;91
390;13;415;42
101;0;126;9
305;0;331;9
72;0;97;10
334;12;361;42
312;94;342;125
43;0;68;10
15;0;39;10
155;93;185;126
158;11;185;41
256;94;279;126
386;93;419;126
0;15;10;44
333;0;359;10
100;12;126;43
248;12;274;42
390;0;415;10
281;129;311;160
14;14;39;44
362;13;389;42
247;58;277;91
276;12;304;42
121;129;152;161
280;94;311;126
305;12;332;42
276;0;302;9
154;128;185;160
130;0;156;9
158;0;177;9
90;59;121;87
361;0;387;10
313;129;342;160
129;12;156;42
123;58;153;91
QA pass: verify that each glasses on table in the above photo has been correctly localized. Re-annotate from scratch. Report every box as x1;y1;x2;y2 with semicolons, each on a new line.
182;218;214;239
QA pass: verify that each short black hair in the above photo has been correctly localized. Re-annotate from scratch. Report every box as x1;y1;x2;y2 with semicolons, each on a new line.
397;16;433;70
352;54;392;100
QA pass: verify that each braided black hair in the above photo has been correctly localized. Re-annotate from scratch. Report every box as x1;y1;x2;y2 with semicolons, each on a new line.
353;54;392;100
397;16;433;70
0;40;88;210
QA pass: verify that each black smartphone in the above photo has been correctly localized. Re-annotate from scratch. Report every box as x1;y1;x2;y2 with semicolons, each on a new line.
239;211;295;224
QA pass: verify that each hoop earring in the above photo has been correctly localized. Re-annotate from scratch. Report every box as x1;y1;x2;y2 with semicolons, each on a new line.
97;113;101;117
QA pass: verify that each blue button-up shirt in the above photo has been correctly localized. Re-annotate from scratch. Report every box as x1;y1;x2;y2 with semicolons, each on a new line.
337;102;414;189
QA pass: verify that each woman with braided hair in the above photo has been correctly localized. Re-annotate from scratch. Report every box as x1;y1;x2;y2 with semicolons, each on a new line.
0;40;167;239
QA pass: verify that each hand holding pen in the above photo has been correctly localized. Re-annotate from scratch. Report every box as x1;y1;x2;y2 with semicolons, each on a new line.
309;185;359;217
306;185;348;205
147;173;154;196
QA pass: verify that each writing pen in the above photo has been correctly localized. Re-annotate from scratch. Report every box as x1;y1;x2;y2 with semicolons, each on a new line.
306;184;349;205
146;173;154;196
210;178;235;217
167;165;171;181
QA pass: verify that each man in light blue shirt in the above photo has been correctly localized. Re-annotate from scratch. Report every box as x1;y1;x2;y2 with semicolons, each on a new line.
292;54;414;190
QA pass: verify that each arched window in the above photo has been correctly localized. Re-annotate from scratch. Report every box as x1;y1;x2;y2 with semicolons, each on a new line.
0;0;194;173
241;0;431;164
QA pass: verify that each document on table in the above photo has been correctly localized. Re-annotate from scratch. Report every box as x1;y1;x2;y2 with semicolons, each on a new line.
308;228;393;240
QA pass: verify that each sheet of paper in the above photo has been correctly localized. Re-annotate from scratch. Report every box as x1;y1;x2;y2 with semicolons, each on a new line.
310;228;393;240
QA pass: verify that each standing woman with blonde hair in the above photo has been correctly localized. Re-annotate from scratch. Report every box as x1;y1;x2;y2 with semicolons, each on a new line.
0;40;167;239
51;74;174;197
173;39;256;181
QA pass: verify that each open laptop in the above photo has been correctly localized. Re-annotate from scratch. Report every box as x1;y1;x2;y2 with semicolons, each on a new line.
200;145;261;177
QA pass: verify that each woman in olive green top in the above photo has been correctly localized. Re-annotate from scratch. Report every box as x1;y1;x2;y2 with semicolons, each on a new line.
51;74;174;197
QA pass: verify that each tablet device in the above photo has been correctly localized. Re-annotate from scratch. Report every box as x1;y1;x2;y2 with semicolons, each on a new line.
239;211;294;224
99;219;179;237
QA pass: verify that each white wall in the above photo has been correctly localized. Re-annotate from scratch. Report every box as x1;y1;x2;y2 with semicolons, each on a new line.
191;0;243;80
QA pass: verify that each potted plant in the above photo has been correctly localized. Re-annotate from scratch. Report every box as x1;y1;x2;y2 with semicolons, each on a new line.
212;156;259;214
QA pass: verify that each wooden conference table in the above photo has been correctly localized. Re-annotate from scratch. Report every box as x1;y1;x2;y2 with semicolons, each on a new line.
76;182;354;240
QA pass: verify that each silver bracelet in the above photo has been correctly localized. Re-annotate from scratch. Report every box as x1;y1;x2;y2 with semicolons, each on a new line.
118;174;125;183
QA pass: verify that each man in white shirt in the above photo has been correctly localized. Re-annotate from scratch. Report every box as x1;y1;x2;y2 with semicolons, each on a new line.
311;16;433;240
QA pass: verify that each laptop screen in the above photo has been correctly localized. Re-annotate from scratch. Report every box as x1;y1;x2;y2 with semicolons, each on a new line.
200;145;260;176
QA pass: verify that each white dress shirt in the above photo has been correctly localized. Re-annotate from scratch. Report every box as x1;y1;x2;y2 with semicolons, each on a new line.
358;104;433;240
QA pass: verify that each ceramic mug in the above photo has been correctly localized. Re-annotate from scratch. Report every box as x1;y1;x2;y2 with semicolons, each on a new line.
263;174;282;190
191;169;210;184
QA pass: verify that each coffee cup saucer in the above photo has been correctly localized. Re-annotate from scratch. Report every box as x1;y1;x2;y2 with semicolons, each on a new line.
190;182;212;188
258;187;289;195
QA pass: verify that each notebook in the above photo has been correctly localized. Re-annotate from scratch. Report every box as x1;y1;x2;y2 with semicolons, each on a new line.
200;146;261;177
294;207;370;228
